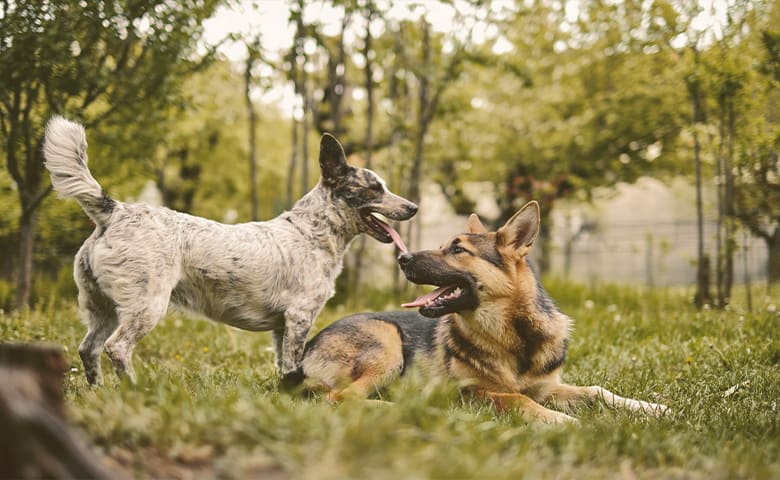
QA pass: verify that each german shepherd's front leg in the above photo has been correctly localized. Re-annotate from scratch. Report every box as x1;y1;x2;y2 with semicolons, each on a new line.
478;391;578;424
545;384;669;416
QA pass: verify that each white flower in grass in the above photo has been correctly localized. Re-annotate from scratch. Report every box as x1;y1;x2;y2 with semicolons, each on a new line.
584;300;595;310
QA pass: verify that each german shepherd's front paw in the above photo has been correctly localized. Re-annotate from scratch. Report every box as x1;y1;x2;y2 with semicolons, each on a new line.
643;402;671;417
534;409;579;425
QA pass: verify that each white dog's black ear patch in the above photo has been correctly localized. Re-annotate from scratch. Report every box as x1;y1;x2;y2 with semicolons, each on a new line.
319;133;350;184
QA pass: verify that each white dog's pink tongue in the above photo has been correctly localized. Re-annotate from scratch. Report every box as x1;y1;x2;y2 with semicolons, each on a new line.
378;221;408;253
401;286;450;308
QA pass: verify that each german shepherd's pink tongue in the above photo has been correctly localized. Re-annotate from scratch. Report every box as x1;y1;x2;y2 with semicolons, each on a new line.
378;220;408;253
401;286;452;308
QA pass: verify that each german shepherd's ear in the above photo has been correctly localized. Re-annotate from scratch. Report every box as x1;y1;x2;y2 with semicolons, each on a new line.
467;213;487;234
497;201;540;255
319;133;350;184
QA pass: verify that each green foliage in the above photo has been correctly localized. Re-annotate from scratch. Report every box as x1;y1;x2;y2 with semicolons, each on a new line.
2;282;778;478
423;0;690;222
0;0;223;172
153;60;292;223
5;0;780;303
0;0;225;306
0;279;13;312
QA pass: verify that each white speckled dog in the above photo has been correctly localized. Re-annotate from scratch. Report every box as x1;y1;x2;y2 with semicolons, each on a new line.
43;116;417;385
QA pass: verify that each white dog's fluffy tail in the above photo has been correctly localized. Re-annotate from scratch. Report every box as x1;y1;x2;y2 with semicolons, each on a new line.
43;116;115;226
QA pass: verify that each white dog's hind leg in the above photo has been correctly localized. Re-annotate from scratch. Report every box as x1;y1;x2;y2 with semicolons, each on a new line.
77;288;118;386
104;291;171;383
75;252;118;386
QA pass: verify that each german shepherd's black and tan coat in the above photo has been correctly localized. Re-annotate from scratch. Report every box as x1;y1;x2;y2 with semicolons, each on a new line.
301;201;668;424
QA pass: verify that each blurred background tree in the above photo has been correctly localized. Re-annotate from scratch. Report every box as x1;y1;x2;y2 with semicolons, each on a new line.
1;0;778;310
0;0;221;308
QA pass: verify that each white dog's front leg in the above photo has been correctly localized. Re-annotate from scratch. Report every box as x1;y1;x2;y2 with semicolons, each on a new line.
279;308;313;377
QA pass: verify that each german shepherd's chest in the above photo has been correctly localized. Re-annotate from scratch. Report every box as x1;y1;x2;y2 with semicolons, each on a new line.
436;312;570;393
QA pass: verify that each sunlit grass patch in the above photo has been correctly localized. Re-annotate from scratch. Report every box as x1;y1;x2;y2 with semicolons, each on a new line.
2;282;778;478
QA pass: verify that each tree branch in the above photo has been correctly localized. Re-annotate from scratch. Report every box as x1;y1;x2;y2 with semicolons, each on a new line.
81;28;139;111
6;87;23;187
21;185;53;219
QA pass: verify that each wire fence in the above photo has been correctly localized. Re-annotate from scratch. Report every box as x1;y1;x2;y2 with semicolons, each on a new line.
545;219;769;286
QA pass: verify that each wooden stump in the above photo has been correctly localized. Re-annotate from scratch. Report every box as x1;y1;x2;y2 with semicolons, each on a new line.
0;343;111;479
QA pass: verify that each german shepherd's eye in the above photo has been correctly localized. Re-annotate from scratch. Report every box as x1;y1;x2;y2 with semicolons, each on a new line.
450;245;469;255
369;183;384;193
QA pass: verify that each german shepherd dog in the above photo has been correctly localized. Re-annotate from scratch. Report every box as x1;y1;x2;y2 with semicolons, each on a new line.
301;201;668;423
42;117;417;385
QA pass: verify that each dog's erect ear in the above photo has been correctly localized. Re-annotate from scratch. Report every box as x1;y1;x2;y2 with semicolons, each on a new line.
319;133;350;184
467;213;487;234
497;201;540;254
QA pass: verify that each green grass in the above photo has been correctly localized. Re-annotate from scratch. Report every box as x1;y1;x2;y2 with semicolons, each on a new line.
2;282;779;479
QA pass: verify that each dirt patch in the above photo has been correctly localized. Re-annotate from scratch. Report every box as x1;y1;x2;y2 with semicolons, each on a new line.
104;446;287;480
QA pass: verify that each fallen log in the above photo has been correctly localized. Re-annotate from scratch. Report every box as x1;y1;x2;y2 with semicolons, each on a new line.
0;343;111;479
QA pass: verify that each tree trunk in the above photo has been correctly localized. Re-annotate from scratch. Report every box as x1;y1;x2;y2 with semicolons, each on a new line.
645;233;655;288
350;11;376;297
287;12;304;210
742;229;752;312
6;105;48;310
245;49;259;221
407;19;431;253
288;114;299;209
723;99;736;302
537;215;552;275
768;227;780;284
301;62;310;194
690;51;711;308
715;101;725;306
14;210;37;309
389;28;404;297
563;214;575;278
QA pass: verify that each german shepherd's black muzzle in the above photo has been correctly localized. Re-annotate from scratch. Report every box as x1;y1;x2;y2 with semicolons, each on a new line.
398;251;479;317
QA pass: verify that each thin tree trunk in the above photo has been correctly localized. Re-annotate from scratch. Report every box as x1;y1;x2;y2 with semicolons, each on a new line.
288;114;299;209
690;54;711;308
645;233;654;288
6;88;47;309
350;10;377;296
407;19;431;253
245;51;259;221
14;211;36;309
723;99;736;302
768;227;780;284
537;217;552;275
287;21;303;210
563;212;574;279
301;60;310;194
742;229;752;312
716;101;725;306
390;27;406;297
